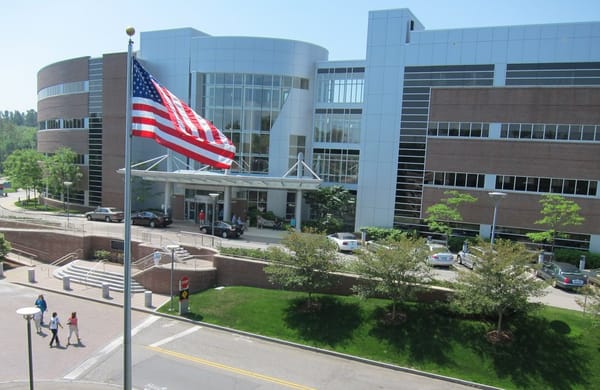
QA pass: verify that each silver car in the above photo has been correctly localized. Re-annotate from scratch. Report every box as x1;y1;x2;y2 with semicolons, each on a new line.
427;244;455;267
85;207;124;222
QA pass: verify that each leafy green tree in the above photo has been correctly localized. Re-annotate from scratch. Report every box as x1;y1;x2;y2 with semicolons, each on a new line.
577;285;600;327
3;149;44;201
425;190;477;244
352;236;430;321
264;231;340;306
0;232;11;258
45;147;83;200
527;194;584;252
0;113;37;172
452;239;546;336
304;185;355;233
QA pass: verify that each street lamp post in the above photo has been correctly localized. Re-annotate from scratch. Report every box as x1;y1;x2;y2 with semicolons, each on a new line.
63;181;73;227
209;193;219;236
17;307;40;390
166;244;180;312
488;191;507;248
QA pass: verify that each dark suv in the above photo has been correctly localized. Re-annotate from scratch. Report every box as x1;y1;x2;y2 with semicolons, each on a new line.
536;261;587;290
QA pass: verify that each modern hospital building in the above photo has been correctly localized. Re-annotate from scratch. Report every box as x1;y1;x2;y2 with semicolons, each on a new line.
36;8;600;251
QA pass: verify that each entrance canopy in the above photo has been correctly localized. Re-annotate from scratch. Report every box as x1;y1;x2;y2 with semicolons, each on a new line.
122;169;322;190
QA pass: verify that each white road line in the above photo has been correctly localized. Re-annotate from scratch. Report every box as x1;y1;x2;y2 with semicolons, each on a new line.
63;315;161;380
150;325;201;348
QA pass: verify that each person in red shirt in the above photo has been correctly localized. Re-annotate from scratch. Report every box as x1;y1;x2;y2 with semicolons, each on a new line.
198;209;205;224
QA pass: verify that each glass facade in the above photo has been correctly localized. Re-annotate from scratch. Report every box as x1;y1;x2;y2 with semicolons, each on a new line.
197;72;308;174
316;67;365;104
313;67;363;186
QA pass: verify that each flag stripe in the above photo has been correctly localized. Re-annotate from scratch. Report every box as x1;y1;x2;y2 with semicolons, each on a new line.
131;59;235;169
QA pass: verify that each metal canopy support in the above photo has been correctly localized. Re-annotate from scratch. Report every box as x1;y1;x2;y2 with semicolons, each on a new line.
118;153;322;225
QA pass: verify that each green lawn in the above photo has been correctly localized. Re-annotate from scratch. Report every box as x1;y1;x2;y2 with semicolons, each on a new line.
159;286;600;389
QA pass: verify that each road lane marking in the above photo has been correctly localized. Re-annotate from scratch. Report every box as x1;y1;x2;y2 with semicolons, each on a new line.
150;325;201;348
147;345;316;390
64;315;160;380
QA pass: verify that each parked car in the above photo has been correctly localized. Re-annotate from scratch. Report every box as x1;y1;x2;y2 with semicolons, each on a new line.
457;246;484;269
583;268;600;286
85;207;124;222
199;221;241;238
536;261;587;290
327;232;359;252
131;211;172;228
427;244;455;267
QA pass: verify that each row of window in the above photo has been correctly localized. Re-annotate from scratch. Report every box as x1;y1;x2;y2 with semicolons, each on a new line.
427;122;490;138
39;118;87;130
496;175;597;196
204;73;308;89
424;170;598;197
424;171;486;188
38;81;88;101
500;123;600;141
316;75;364;104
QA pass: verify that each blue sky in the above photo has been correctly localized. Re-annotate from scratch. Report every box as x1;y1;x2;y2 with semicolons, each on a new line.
1;0;599;112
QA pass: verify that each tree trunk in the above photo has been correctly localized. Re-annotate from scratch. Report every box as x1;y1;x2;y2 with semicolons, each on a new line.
497;310;503;333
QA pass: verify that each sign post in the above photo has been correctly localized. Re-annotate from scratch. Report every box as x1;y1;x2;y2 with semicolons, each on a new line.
179;276;190;314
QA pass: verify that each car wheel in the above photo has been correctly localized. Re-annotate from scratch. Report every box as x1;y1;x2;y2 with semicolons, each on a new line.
458;256;463;265
86;215;92;221
222;231;229;239
105;216;111;222
551;279;557;288
150;220;156;228
200;227;208;234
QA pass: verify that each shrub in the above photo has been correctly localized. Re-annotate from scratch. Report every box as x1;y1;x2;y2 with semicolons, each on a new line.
554;248;600;269
94;250;111;261
448;236;467;253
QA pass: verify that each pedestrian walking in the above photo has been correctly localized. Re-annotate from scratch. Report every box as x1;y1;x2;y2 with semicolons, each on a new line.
34;294;47;325
66;312;81;345
48;312;63;348
33;310;42;333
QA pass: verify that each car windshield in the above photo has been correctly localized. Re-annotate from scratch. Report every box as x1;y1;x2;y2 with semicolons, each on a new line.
338;233;356;240
429;246;451;255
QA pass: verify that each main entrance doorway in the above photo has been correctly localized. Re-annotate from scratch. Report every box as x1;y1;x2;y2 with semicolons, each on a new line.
184;195;221;223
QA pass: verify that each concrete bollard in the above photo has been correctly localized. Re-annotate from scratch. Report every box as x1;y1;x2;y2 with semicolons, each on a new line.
144;290;153;308
28;268;36;283
0;262;3;278
102;283;110;299
63;276;71;291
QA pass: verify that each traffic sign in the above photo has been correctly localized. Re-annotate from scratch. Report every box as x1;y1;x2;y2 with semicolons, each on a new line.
179;276;189;290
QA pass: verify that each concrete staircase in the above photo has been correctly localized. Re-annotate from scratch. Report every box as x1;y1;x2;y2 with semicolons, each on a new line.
53;260;146;293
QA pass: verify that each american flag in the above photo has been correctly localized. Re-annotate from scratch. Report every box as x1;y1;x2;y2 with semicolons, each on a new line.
131;58;236;169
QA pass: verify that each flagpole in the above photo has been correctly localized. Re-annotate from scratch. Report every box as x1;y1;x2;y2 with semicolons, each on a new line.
123;26;135;390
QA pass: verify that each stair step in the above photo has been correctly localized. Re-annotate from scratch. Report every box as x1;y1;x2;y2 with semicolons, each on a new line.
54;260;146;293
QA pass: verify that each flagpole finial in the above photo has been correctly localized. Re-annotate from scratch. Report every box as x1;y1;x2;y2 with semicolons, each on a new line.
126;26;135;37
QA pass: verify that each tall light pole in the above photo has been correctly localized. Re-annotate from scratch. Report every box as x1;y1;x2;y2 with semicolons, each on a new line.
489;191;507;248
63;181;73;227
166;244;179;312
17;307;40;390
209;193;219;236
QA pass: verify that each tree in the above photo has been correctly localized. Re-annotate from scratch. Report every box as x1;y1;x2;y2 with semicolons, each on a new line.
425;190;477;244
3;149;44;201
263;231;340;306
304;186;355;233
45;147;83;199
452;239;547;337
0;232;11;258
527;194;584;252
577;285;600;327
351;235;431;321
